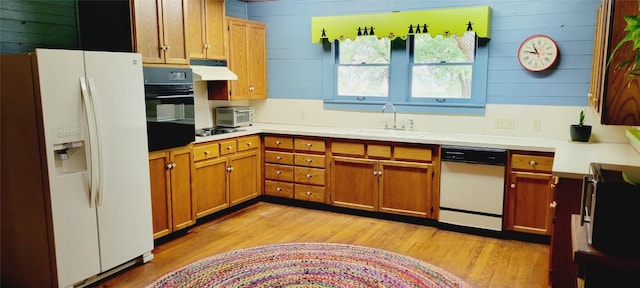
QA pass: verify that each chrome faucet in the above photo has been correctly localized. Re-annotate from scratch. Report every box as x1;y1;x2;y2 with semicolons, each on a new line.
382;102;398;129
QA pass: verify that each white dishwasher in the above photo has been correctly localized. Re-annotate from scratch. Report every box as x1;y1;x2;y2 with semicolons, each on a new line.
439;145;507;231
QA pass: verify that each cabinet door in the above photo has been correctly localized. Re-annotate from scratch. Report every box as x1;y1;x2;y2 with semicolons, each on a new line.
132;0;165;64
194;157;228;218
379;161;433;218
331;157;378;211
148;152;171;239
505;171;554;235
187;0;226;60
548;177;582;288
228;150;260;206
162;0;189;64
204;0;226;59
186;0;207;59
248;21;267;99
227;17;250;100
169;148;195;230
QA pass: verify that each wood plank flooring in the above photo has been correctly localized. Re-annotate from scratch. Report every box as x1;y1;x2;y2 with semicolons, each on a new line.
94;201;550;288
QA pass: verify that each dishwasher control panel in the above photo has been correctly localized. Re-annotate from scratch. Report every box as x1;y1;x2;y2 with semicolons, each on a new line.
441;145;506;165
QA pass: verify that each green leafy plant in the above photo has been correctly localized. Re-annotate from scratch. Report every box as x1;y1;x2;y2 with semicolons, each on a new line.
608;0;640;77
579;110;586;126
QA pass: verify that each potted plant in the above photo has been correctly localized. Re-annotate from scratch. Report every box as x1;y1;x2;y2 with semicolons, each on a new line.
570;110;592;142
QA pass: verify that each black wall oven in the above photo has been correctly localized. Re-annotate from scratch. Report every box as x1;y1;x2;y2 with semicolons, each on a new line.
143;67;195;152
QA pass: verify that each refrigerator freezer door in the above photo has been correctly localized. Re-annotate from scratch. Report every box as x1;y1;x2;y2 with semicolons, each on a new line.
83;51;154;272
35;49;102;287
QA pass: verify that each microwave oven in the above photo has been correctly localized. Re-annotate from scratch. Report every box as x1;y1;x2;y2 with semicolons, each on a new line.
581;163;640;258
215;106;254;127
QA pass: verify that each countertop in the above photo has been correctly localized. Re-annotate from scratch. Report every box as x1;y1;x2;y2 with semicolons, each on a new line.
194;123;640;179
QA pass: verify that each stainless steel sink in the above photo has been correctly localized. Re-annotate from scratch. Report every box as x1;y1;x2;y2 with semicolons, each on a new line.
348;128;429;138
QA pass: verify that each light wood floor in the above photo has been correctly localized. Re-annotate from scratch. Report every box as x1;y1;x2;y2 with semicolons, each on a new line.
94;201;550;288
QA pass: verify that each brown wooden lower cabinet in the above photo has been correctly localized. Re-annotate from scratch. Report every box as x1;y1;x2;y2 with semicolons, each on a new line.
148;146;196;239
549;177;582;288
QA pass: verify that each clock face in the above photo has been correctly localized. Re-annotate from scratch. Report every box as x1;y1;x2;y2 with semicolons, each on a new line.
517;35;559;72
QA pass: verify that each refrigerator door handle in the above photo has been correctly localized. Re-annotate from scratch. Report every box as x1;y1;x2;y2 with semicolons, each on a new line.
87;77;105;206
80;77;100;208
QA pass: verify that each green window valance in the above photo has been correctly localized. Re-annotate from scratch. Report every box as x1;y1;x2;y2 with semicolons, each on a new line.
311;6;491;43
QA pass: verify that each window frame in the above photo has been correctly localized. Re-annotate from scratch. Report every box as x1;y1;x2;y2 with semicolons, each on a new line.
322;36;490;115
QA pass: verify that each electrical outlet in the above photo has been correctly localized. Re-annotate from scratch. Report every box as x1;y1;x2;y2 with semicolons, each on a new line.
494;118;505;129
532;119;541;131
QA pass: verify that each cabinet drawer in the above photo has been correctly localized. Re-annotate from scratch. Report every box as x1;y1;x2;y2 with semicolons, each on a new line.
294;154;325;168
237;135;260;151
368;144;391;159
193;143;219;161
294;138;325;153
219;140;237;155
294;167;325;186
332;141;365;156
264;151;294;165
264;163;294;182
263;136;293;150
294;184;325;203
394;146;432;162
511;154;554;172
264;180;294;198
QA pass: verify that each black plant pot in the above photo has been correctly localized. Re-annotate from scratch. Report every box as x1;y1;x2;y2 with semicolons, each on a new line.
570;125;592;142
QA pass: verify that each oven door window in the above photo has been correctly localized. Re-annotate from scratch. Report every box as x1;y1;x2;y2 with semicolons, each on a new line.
144;85;195;151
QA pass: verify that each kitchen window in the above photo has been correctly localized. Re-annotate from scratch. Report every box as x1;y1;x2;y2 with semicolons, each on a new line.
324;33;489;115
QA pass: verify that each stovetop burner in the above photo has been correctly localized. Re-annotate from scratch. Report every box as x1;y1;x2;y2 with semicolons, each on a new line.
195;127;243;137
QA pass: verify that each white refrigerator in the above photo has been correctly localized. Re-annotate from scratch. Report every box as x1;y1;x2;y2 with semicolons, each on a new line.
1;49;154;287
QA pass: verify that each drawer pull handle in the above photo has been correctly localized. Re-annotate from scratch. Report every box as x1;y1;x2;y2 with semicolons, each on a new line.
306;191;312;196
275;141;281;145
529;160;537;166
276;171;282;175
247;142;252;146
226;146;232;150
276;187;282;192
306;174;312;178
204;151;210;155
510;183;516;189
306;159;312;163
306;143;312;147
276;156;282;160
549;201;557;208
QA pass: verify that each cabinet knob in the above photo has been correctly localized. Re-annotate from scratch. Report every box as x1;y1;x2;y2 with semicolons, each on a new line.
276;187;282;192
165;46;170;51
373;170;378;176
306;191;312;196
510;183;515;189
275;141;281;145
204;151;210;155
549;201;557;208
247;142;252;146
306;143;312;148
529;160;537;166
276;171;282;175
306;174;312;178
306;159;312;163
166;163;175;169
249;86;255;92
276;156;282;160
226;166;232;172
226;146;232;150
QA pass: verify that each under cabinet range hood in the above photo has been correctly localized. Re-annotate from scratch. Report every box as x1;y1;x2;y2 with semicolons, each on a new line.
190;59;238;81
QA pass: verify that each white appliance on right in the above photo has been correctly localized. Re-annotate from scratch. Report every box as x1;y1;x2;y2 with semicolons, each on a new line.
1;49;153;287
439;145;507;231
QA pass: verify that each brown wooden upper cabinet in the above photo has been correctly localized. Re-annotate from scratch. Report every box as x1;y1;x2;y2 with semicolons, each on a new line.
226;17;267;100
589;0;640;125
77;0;189;65
187;0;227;60
132;0;189;65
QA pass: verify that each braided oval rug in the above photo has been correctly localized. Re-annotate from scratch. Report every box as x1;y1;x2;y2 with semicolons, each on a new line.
146;242;472;288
